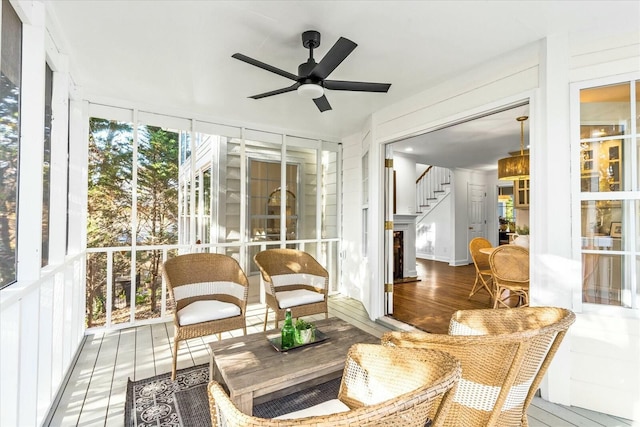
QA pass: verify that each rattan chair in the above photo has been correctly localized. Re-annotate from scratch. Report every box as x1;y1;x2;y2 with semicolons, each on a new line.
381;306;575;427
162;253;249;380
254;248;329;330
489;245;529;308
207;343;461;427
468;237;494;301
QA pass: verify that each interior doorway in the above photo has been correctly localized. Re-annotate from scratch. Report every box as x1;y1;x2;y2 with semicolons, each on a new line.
383;102;530;320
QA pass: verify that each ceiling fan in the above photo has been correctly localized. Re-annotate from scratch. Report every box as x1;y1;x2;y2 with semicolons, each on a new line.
232;30;391;112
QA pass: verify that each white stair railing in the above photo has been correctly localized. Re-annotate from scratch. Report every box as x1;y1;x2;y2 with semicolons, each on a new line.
416;166;451;214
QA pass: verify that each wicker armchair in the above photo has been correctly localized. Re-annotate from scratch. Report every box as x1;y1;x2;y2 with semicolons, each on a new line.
207;343;461;427
468;237;494;301
162;253;249;380
381;307;576;427
254;249;329;330
489;245;529;308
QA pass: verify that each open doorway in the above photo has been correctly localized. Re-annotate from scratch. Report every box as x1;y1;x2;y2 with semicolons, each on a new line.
384;102;530;323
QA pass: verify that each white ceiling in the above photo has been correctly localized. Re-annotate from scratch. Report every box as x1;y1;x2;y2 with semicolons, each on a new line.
46;1;639;168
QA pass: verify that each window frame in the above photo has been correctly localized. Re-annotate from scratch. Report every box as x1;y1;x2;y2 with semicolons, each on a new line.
0;0;23;289
571;74;640;314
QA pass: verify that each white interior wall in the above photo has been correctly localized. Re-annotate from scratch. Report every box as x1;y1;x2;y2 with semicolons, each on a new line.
392;153;417;214
415;195;452;262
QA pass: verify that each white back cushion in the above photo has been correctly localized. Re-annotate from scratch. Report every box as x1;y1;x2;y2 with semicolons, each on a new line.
172;281;245;302
271;273;326;289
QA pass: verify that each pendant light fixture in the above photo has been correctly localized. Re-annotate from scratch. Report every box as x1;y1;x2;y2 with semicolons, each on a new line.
498;116;529;180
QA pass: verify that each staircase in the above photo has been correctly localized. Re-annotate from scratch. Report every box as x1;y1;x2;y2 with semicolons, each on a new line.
415;165;452;215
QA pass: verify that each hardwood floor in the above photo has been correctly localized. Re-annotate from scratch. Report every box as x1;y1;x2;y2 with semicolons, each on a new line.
392;258;494;333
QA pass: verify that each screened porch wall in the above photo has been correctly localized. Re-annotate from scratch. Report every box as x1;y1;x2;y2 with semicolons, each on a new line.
85;105;342;332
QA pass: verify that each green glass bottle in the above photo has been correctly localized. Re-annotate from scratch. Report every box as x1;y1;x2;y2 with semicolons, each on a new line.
281;308;295;350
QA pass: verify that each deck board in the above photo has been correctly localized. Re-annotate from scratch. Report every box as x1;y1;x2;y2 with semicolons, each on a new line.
47;295;634;426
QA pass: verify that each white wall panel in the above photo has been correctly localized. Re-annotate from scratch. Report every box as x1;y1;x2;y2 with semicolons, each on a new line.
339;132;367;303
19;288;40;426
0;303;20;426
37;279;54;422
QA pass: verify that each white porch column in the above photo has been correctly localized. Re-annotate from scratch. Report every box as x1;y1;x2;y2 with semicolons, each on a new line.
534;34;574;405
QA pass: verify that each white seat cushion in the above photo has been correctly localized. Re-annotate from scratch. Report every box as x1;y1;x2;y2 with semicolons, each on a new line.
177;300;241;326
276;289;324;309
274;399;350;419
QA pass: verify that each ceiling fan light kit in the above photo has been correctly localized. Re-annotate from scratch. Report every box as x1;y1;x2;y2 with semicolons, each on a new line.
297;83;324;99
498;116;530;181
232;30;391;112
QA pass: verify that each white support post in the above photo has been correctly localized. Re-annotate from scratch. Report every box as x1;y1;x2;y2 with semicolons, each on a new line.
16;3;45;281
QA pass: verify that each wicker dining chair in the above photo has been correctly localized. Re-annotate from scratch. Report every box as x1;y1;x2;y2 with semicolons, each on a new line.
162;253;249;380
207;343;462;427
468;237;494;301
489;245;529;308
254;248;329;330
381;306;576;427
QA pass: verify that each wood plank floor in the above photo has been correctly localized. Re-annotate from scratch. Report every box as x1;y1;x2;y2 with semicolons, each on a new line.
47;294;634;426
392;258;493;333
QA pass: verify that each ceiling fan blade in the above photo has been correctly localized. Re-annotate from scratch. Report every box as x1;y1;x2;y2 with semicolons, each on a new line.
249;83;300;99
232;53;299;81
309;37;357;80
323;80;391;92
313;95;332;112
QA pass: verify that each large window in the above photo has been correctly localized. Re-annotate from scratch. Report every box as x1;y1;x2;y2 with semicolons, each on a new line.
579;80;639;308
0;0;22;289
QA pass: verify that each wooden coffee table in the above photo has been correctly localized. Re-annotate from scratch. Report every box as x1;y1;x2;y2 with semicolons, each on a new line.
208;317;379;415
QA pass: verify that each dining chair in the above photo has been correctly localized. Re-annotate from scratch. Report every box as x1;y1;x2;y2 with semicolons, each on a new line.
381;307;576;427
254;248;329;330
468;237;494;301
162;253;249;380
489;245;529;308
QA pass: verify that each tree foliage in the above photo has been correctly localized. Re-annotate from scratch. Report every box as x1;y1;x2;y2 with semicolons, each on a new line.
0;72;20;288
86;118;178;325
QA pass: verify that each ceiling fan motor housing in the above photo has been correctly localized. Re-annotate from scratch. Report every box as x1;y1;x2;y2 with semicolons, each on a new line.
302;30;321;49
298;60;319;84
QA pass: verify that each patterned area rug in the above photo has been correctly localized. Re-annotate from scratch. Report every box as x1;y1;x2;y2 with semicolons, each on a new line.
125;364;341;426
125;365;209;427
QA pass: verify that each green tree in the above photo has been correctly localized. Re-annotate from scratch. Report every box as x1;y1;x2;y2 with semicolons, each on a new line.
136;125;178;312
86;118;133;326
0;73;20;288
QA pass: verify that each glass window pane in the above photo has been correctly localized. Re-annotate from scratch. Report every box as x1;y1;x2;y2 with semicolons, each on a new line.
580;200;624;250
322;150;339;238
582;253;626;307
579;138;625;192
136;124;179;246
580;83;631;135
636;80;640;134
87;118;133;247
287;145;315;240
42;64;53;267
246;137;288;243
0;0;22;288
